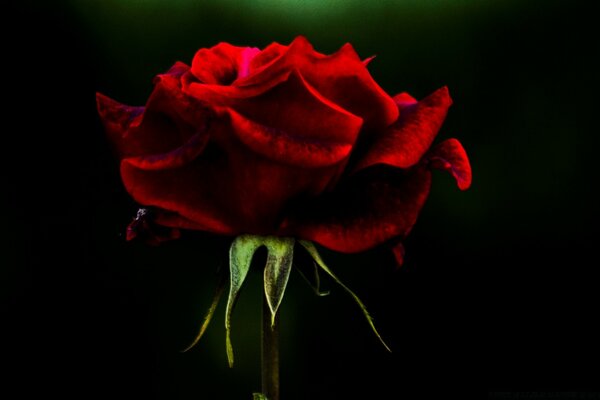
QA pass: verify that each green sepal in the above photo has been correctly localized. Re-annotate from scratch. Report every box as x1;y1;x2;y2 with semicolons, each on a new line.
181;271;226;353
226;235;263;367
299;240;392;353
296;259;330;297
252;393;268;400
226;235;295;367
262;236;295;327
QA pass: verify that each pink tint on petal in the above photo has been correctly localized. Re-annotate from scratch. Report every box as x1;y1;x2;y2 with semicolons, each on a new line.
236;47;261;80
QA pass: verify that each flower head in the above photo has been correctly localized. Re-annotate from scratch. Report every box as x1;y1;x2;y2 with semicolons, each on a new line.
97;36;471;262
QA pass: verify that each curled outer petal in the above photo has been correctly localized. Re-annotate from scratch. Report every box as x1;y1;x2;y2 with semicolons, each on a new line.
426;138;472;190
353;86;453;172
119;156;239;236
283;87;471;253
281;166;432;253
97;62;210;160
282;142;471;254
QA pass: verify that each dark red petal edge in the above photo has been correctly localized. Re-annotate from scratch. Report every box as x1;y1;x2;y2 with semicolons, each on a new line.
96;92;144;156
122;132;209;171
426;138;472;190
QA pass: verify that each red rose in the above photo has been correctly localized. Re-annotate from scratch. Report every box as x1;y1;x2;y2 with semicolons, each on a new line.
97;36;471;260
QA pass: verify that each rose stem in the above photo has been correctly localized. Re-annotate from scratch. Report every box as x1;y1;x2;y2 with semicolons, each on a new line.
261;293;280;400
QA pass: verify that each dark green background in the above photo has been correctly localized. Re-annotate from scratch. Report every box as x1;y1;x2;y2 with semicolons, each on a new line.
2;0;598;398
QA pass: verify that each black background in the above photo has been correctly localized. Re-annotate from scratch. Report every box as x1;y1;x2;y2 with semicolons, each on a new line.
2;0;598;398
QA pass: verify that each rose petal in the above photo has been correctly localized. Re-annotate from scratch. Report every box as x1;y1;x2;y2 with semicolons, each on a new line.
96;92;144;157
152;209;222;231
225;70;363;168
248;41;288;73
281;166;432;253
183;69;292;107
354;87;453;172
426;138;472;190
149;62;209;127
227;110;353;168
122;131;209;170
191;42;260;85
120;116;349;235
393;92;418;107
236;36;398;130
120;158;238;235
97;62;208;159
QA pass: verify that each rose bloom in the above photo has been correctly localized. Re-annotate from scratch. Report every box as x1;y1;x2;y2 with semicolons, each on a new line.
97;36;471;263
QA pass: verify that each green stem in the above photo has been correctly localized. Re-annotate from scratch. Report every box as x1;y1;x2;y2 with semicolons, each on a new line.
261;292;280;400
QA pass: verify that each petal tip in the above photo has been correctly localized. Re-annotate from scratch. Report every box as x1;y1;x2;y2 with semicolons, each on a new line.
427;138;472;191
95;92;114;116
290;35;312;50
392;242;405;269
436;86;452;107
363;55;376;66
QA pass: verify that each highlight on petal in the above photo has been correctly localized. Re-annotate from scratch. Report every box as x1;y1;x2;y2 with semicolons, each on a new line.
191;42;260;85
354;87;453;172
226;70;363;168
183;68;293;107
282;167;432;253
237;47;262;79
393;92;418;108
235;36;315;87
426;138;472;190
248;41;288;74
